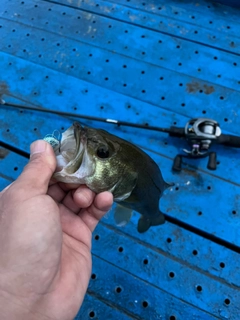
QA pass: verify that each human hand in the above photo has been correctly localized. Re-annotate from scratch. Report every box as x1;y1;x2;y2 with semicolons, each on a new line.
0;140;113;320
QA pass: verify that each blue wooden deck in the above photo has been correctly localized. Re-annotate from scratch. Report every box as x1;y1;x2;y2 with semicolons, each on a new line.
1;0;240;319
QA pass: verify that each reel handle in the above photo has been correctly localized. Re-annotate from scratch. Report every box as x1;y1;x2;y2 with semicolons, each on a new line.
207;152;217;170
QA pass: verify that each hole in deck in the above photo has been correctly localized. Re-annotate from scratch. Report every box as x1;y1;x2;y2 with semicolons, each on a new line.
89;311;95;318
115;286;122;293
196;285;202;292
142;301;148;308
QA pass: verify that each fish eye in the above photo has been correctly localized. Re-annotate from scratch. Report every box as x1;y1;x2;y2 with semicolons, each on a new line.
97;146;109;159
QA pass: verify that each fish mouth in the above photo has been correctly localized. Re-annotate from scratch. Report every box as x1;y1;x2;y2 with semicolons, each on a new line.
55;122;88;174
52;122;95;184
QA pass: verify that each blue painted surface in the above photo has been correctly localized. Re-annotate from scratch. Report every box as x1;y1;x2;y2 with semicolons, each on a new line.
1;0;240;319
213;0;240;7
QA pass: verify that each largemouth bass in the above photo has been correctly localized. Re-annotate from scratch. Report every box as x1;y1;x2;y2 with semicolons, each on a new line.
47;122;172;233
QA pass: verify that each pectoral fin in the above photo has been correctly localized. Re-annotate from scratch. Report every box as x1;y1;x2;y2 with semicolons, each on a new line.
137;211;165;233
114;205;133;227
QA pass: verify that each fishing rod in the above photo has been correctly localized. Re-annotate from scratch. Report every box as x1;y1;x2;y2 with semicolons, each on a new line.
1;99;240;171
0;99;178;134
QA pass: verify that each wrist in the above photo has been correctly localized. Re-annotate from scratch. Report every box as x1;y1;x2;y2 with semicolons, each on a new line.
0;290;46;320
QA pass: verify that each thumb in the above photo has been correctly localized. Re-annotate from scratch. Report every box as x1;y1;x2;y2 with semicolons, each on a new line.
15;140;56;199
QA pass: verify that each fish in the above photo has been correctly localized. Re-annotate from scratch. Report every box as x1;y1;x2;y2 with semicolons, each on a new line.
47;122;172;233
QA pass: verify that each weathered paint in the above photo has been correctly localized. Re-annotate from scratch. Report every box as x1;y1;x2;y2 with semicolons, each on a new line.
0;0;240;318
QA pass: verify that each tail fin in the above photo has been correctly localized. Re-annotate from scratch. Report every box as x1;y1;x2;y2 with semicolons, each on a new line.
137;211;165;233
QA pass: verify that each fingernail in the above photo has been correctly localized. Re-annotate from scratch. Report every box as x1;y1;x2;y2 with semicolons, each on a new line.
30;140;47;155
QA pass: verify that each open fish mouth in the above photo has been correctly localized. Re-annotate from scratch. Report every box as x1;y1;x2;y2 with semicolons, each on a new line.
62;123;87;174
54;123;83;172
47;123;95;183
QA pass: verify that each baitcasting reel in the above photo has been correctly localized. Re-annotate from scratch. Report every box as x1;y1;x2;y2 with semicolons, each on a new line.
172;118;222;171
